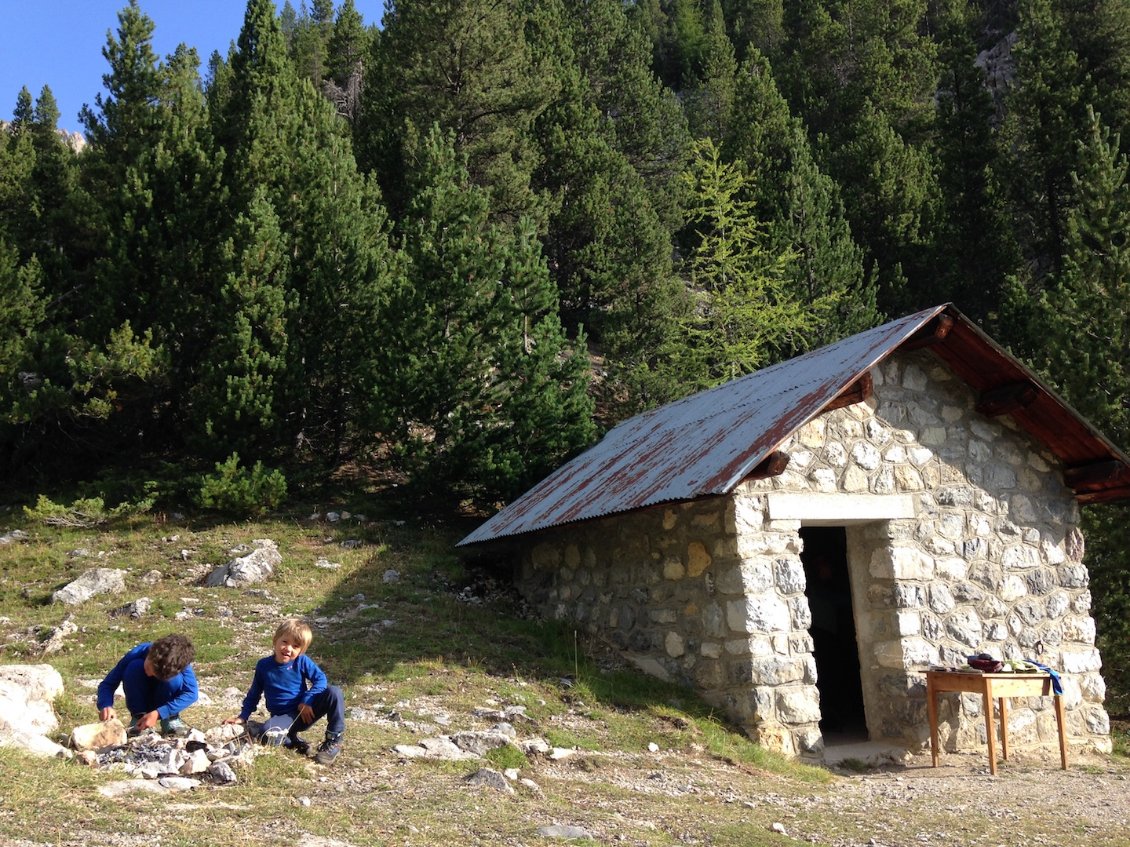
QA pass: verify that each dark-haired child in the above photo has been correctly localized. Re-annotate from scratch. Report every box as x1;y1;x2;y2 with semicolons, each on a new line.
97;633;198;736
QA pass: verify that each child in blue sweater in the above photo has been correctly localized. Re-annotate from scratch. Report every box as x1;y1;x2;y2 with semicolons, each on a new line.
224;618;344;764
97;634;197;736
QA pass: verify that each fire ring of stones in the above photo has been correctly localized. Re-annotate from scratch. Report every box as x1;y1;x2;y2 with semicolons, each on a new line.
72;720;258;787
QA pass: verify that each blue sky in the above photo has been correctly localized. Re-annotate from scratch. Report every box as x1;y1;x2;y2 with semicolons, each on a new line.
1;1;386;129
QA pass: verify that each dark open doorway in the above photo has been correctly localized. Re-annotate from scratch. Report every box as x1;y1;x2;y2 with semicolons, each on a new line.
800;526;867;738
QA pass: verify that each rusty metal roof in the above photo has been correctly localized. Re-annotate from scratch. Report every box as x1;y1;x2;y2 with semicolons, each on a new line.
458;304;1130;546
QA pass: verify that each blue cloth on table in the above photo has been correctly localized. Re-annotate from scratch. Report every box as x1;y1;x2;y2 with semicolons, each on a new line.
1023;660;1063;695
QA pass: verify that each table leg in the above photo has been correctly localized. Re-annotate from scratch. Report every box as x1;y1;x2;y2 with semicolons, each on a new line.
999;696;1009;761
927;676;939;768
983;683;997;776
1054;694;1068;770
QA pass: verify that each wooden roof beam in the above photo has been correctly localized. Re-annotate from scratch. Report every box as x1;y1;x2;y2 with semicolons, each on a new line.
1077;486;1130;505
900;314;955;351
976;380;1038;417
1064;460;1130;491
823;372;873;413
747;451;790;481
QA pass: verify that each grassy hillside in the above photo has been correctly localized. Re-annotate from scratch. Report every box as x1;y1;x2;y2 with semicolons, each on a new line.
0;496;832;846
1;495;1127;847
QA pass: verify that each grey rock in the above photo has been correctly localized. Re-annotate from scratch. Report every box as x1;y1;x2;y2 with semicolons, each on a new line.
394;736;479;761
112;597;152;619
464;767;514;794
204;539;280;588
0;529;28;545
69;718;127;751
0;664;65;744
157;776;200;791
98;780;169;798
208;760;238;784
52;568;127;605
39;619;78;655
450;730;513;756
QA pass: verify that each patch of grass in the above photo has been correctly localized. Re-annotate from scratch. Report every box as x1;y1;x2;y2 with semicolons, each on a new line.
484;743;528;771
1112;718;1129;759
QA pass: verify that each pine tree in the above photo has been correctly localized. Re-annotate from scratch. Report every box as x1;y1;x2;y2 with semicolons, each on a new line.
1034;108;1130;718
360;0;551;224
289;0;336;86
572;0;691;233
193;188;291;455
22;87;85;328
931;0;1019;323
1059;0;1130;139
0;243;45;406
323;0;373;122
327;0;370;86
777;0;941;315
778;0;937;142
822;101;941;315
0;89;39;262
376;126;593;501
684;0;739;140
1038;109;1130;444
1003;0;1086;280
724;53;877;344
78;0;173;337
214;0;400;462
722;0;784;60
280;78;400;461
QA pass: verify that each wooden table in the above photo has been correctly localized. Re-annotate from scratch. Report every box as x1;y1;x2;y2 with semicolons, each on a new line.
925;670;1067;775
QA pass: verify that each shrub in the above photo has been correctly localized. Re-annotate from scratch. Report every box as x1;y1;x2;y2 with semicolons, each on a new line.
24;493;154;527
196;453;287;517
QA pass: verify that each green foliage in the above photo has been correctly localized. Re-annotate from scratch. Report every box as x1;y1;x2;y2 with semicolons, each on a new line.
196;452;288;517
361;0;551;222
3;0;1130;712
929;0;1019;324
484;743;529;771
23;493;153;527
724;52;877;345
375;126;594;502
662;137;822;391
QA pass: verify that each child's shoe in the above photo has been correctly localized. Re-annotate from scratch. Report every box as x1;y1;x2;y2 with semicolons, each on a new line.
314;731;343;764
161;717;190;738
287;734;310;756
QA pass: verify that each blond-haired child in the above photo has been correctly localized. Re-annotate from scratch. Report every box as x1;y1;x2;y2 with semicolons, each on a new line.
224;618;344;764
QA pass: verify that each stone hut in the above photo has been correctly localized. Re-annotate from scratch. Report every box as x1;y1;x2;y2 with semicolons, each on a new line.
459;305;1129;759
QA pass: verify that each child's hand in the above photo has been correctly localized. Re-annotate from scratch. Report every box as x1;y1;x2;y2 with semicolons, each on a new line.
298;703;314;724
99;707;116;722
222;715;245;725
135;710;159;731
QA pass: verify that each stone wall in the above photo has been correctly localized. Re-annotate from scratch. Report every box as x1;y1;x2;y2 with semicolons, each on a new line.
515;351;1110;758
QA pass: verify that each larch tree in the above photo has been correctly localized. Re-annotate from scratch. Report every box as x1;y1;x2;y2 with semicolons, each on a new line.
663;137;820;391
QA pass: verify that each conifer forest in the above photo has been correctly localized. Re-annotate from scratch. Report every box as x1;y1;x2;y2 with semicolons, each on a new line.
1;0;1129;709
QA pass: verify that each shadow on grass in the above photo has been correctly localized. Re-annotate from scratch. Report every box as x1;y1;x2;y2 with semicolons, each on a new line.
298;512;809;775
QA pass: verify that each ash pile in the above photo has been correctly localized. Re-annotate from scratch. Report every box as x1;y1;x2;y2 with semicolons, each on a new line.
70;719;256;785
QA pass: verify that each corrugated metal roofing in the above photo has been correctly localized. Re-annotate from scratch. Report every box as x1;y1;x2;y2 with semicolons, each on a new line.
458;304;1130;547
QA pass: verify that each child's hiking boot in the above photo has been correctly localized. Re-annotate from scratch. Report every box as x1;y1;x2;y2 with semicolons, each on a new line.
161;717;190;738
314;732;343;765
287;733;310;756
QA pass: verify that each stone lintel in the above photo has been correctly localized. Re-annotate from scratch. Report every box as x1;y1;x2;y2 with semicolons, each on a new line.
766;492;915;525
